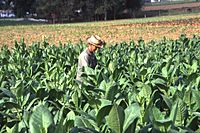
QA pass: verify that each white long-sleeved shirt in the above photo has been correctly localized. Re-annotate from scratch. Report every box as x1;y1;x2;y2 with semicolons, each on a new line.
76;49;97;80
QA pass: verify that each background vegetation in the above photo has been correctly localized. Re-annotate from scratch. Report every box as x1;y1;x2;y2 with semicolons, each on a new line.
0;0;142;22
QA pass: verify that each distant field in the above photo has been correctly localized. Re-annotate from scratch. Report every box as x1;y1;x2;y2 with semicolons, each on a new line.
144;0;198;6
143;2;200;11
0;13;200;47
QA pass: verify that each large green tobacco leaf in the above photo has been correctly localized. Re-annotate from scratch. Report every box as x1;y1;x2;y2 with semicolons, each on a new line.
83;66;95;76
100;80;119;101
6;123;19;133
108;61;115;73
151;78;167;91
151;107;172;132
191;60;198;73
72;91;79;108
191;90;200;111
6;120;27;133
107;103;125;133
143;90;158;123
105;84;119;101
29;104;53;133
54;106;69;133
3;101;21;110
0;88;16;99
123;103;140;133
74;116;97;129
162;94;173;109
137;82;152;100
170;101;178;126
70;127;99;133
162;66;168;78
186;115;199;131
96;105;112;126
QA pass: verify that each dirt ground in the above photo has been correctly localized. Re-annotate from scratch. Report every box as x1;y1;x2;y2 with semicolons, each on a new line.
0;16;200;47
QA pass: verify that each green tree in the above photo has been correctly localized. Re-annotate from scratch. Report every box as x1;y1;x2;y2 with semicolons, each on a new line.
125;0;144;17
78;0;95;21
112;0;126;19
0;0;14;10
36;0;59;23
0;0;6;10
94;0;143;20
95;0;114;20
12;0;35;17
35;0;77;23
61;0;77;22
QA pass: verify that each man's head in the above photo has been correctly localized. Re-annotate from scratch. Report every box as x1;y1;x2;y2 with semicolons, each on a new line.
87;35;103;53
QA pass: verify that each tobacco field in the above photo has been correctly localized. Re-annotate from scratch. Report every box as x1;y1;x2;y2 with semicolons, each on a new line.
0;34;200;133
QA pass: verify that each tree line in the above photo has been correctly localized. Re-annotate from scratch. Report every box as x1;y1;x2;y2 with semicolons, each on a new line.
0;0;144;23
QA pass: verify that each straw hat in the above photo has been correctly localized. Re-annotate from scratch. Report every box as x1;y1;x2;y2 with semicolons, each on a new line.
87;35;103;48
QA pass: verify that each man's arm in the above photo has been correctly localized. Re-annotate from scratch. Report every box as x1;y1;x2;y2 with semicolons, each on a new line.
80;55;89;67
76;54;89;80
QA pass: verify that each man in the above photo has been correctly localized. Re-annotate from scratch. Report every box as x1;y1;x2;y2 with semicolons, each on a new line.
76;35;104;81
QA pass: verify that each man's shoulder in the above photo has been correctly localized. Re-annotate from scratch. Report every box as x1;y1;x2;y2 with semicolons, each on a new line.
79;49;88;58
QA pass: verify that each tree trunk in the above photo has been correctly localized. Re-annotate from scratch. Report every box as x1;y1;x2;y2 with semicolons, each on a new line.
104;0;107;21
68;16;70;22
104;10;107;21
132;10;136;18
113;8;116;20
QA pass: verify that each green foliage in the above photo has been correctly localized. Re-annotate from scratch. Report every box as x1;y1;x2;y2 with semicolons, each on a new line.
12;0;35;17
107;103;125;133
35;0;143;21
1;35;200;132
29;104;53;133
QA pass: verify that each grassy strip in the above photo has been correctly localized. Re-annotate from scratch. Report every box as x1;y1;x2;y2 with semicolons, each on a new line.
0;19;46;27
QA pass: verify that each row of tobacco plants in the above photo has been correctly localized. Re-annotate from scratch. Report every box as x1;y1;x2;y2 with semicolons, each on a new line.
0;34;200;133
